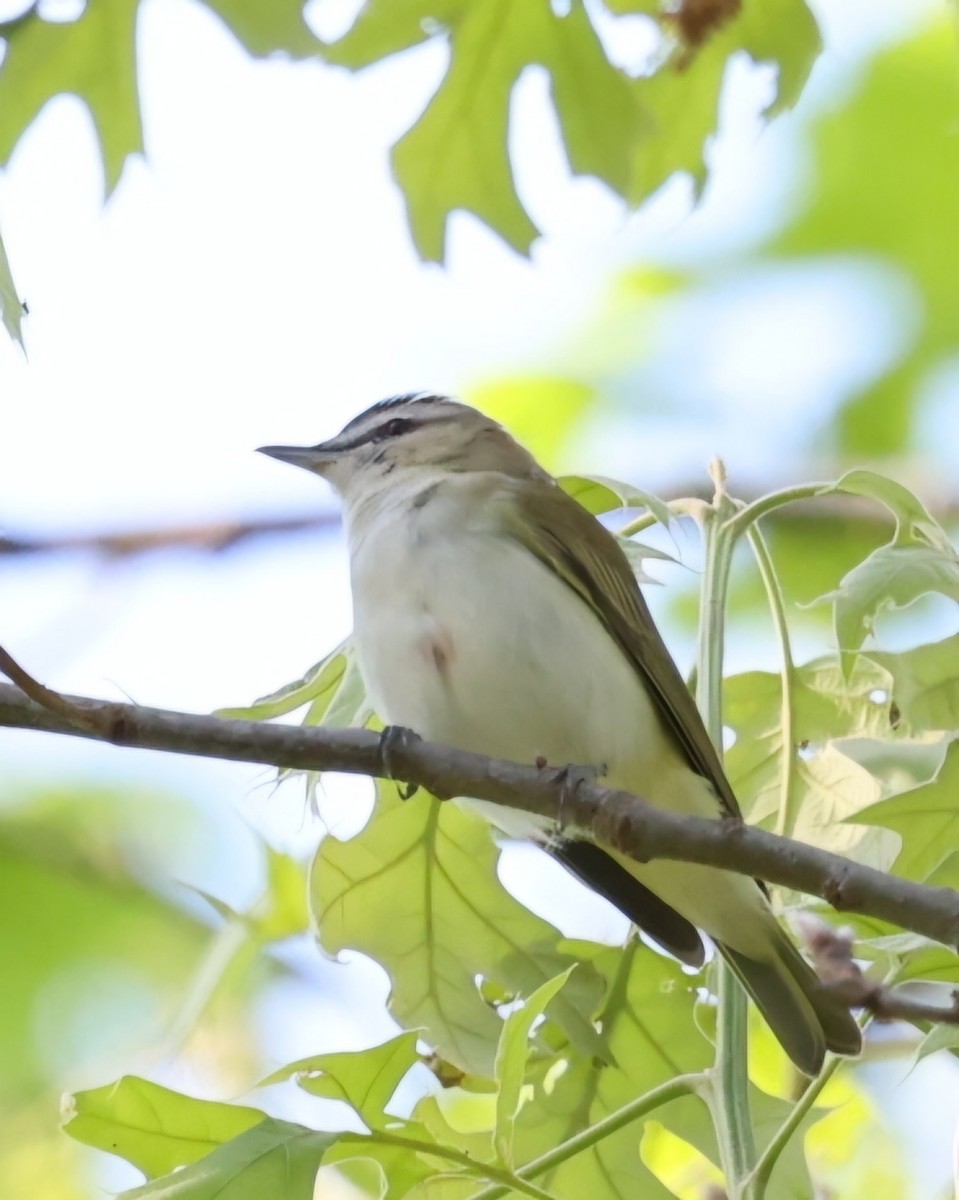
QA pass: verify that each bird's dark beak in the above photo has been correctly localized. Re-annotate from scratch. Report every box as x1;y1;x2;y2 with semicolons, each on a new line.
256;443;340;473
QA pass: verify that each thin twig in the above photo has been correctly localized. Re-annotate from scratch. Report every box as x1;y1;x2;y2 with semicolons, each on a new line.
0;644;106;734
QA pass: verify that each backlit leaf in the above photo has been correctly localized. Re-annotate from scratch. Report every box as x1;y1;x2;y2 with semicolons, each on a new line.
118;1118;335;1199
62;1077;265;1178
261;1032;421;1130
0;0;142;193
852;739;959;883
310;782;606;1076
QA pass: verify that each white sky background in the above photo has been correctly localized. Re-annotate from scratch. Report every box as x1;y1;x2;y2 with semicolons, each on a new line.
0;0;955;1195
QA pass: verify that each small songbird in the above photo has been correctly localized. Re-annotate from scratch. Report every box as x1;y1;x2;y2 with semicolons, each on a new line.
259;393;861;1074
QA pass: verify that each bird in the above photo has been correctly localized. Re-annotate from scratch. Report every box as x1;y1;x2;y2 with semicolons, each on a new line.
258;392;861;1075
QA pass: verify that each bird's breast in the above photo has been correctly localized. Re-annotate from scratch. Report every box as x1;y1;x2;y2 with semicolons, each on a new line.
348;500;669;797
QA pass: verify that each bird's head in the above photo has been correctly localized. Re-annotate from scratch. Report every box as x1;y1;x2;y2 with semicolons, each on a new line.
258;393;543;502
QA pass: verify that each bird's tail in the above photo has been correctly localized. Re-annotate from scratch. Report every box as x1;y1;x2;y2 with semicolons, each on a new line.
719;928;862;1076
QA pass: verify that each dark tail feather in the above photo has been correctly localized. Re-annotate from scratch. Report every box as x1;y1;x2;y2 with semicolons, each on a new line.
721;933;861;1076
550;839;705;967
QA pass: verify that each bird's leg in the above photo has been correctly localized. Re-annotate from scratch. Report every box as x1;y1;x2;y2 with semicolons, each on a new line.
378;724;422;800
536;757;606;833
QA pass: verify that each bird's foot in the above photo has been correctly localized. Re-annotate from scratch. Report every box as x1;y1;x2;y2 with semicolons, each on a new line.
536;757;606;832
379;725;422;800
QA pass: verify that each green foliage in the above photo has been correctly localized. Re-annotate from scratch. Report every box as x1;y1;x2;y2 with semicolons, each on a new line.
63;1077;265;1178
57;450;957;1198
0;0;821;280
118;1119;335;1198
773;16;959;455
311;779;606;1076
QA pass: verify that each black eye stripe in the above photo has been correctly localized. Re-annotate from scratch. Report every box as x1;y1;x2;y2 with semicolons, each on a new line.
371;416;415;442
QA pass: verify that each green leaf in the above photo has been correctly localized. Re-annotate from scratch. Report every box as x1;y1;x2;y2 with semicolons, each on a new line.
199;0;320;57
254;846;309;940
261;1032;421;1130
865;633;959;735
118;1118;336;1199
216;640;350;720
853;739;959;883
0;224;25;348
821;542;959;661
494;967;575;1166
62;1077;266;1178
0;0;142;192
732;0;821;115
914;1023;959;1063
388;0;634;260
310;781;605;1076
559;474;671;526
723;655;897;834
0;789;210;1100
825;470;953;554
511;941;711;1200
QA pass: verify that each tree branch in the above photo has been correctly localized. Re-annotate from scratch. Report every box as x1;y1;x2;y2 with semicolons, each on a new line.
1;680;958;953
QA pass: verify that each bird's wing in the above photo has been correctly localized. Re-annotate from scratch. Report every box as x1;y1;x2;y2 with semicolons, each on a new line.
497;477;741;820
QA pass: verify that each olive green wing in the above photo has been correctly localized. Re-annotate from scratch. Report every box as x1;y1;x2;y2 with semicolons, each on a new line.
497;477;741;820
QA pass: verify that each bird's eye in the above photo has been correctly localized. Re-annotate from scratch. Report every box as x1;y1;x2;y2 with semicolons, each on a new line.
373;417;414;441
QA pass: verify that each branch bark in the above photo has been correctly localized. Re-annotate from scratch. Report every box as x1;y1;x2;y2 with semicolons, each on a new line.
1;680;958;951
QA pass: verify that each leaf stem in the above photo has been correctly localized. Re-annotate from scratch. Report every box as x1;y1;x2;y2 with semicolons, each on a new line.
463;1073;706;1200
743;1055;838;1197
337;1130;556;1200
745;526;798;838
724;483;834;543
695;464;756;1194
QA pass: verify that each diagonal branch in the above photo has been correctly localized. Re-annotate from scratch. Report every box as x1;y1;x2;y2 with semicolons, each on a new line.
1;680;958;952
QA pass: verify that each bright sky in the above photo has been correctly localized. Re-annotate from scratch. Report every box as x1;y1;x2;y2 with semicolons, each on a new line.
0;0;954;1195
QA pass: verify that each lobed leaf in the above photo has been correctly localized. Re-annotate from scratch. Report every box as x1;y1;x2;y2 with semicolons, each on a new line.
261;1031;421;1130
310;781;605;1076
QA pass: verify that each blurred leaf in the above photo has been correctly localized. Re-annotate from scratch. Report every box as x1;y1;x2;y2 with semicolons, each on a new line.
806;1080;910;1199
119;1118;335;1198
773;17;959;455
494;967;575;1166
853;738;959;882
914;1023;959;1063
388;0;634;260
0;790;209;1101
253;846;309;940
63;1076;265;1178
200;0;320;56
261;1032;421;1130
628;0;819;204
865;634;959;735
0;0;142;192
310;781;606;1076
0;224;24;347
330;0;819;259
468;376;598;467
